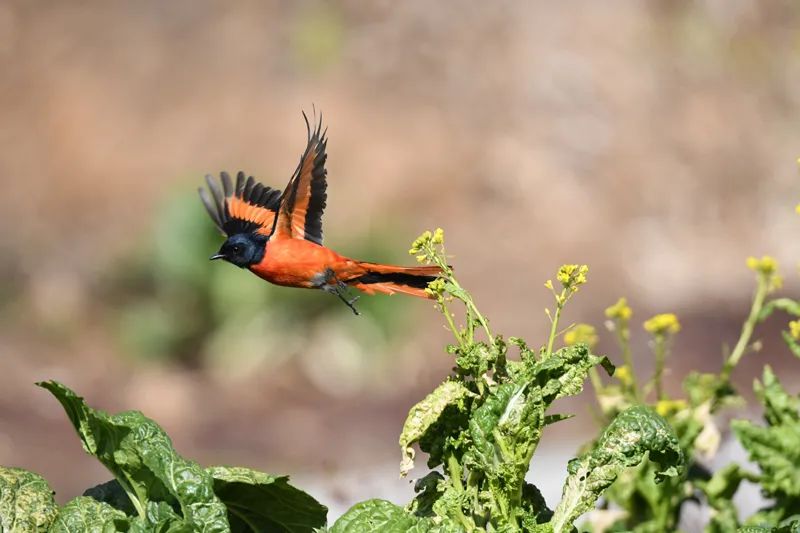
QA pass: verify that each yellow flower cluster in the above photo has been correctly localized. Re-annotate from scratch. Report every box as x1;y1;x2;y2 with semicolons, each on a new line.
790;320;800;341
643;313;681;335
746;255;782;292
409;230;433;255
746;255;778;275
655;399;688;417
424;278;446;298
615;365;633;388
409;228;445;263
605;297;632;321
556;264;589;291
563;323;598;349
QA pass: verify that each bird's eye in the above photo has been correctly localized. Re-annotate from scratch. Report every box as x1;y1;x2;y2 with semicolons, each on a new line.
233;246;241;254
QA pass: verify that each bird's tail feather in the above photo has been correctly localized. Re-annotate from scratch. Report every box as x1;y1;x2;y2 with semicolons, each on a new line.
350;262;442;299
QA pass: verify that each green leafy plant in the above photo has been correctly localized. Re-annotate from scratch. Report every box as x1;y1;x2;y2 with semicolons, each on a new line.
8;205;800;532
0;382;326;532
580;253;800;532
330;229;684;532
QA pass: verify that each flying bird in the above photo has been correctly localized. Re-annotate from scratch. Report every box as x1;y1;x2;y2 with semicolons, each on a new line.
199;112;442;314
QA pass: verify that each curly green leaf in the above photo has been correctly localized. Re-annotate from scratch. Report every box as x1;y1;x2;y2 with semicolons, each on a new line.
0;467;58;532
400;381;474;477
550;405;683;533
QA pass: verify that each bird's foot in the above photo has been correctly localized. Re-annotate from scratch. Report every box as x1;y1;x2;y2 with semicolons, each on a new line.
321;273;361;316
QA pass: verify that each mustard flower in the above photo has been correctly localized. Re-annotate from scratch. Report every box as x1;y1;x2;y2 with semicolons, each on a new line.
644;313;681;336
563;323;598;349
605;297;632;322
790;320;800;341
556;264;589;292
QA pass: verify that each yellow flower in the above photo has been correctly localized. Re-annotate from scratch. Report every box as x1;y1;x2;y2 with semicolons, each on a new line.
615;365;633;388
563;323;598;349
656;399;688;417
432;227;444;245
424;278;446;297
746;256;782;292
409;230;433;255
556;264;589;291
790;320;800;341
746;255;778;275
644;313;681;335
605;297;632;321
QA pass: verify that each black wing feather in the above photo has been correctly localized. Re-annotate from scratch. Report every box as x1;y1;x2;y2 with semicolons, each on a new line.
199;171;282;237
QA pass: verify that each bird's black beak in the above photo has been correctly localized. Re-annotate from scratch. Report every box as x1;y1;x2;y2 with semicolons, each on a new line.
209;253;225;261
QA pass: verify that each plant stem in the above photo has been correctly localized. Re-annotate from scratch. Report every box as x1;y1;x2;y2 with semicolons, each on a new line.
616;326;638;400
447;455;476;531
588;367;603;400
544;293;565;359
448;454;464;492
440;299;463;347
721;275;768;382
653;336;667;401
450;276;493;344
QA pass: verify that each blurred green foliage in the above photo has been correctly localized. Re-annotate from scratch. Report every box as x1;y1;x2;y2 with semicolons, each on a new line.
291;3;344;74
107;185;415;369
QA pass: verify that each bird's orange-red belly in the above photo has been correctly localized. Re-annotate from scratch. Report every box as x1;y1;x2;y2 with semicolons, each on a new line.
249;238;357;288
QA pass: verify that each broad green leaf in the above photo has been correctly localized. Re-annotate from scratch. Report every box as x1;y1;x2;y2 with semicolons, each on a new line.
739;520;800;533
754;366;800;427
128;501;191;532
550;405;683;533
699;464;759;533
683;371;739;410
0;466;58;532
520;482;553;529
464;383;518;470
535;344;614;403
207;466;327;533
331;499;437;533
732;367;800;499
37;381;229;531
49;496;128;533
399;381;474;476
408;472;447;519
83;479;137;515
732;420;800;498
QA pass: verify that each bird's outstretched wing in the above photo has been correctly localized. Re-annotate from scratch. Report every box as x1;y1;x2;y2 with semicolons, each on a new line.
271;112;328;245
199;171;282;237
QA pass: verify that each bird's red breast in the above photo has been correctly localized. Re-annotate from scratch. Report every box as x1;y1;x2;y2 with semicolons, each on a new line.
200;111;443;313
249;237;360;288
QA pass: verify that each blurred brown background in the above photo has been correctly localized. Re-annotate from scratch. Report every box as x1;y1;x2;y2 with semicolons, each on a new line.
1;0;799;523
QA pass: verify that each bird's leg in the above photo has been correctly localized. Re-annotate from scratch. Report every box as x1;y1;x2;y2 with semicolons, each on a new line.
319;269;361;315
334;285;361;316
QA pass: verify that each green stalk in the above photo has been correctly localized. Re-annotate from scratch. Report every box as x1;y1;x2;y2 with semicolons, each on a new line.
440;299;463;347
451;276;493;344
653;336;667;401
447;455;476;531
721;274;769;382
448;454;464;491
587;367;604;403
616;325;638;400
544;291;566;358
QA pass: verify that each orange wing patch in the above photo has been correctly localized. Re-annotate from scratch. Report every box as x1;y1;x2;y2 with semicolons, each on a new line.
199;171;282;237
273;112;328;245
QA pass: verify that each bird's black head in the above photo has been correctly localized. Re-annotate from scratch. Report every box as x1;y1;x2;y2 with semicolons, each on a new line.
210;233;267;268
